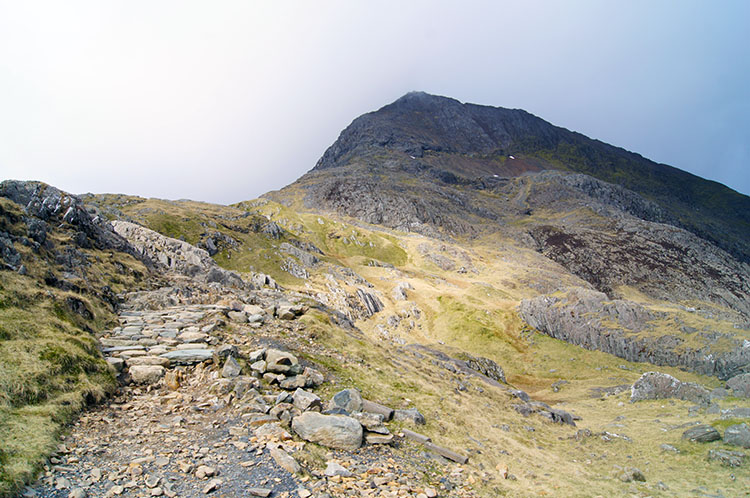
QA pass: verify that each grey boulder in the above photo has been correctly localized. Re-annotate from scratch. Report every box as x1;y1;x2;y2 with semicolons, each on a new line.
291;412;362;451
129;365;165;385
724;423;750;448
630;372;709;404
726;373;750;398
329;388;363;414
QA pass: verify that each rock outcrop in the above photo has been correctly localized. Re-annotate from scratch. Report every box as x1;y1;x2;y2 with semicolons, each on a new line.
112;221;244;287
630;372;710;404
520;287;750;380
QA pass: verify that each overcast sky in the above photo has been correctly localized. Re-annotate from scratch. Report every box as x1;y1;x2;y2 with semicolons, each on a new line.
1;1;748;203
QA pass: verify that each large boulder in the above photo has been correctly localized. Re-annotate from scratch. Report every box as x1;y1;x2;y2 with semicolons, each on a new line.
724;424;750;449
630;372;710;404
129;365;165;385
291;412;363;451
726;373;750;398
682;425;721;443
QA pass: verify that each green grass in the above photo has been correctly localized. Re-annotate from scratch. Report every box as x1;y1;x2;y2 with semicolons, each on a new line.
0;196;149;496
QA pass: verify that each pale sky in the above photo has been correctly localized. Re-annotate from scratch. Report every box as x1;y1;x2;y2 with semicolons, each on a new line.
1;1;748;203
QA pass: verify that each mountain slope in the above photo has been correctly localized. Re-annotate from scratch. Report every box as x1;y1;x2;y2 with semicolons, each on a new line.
309;91;750;264
266;92;750;380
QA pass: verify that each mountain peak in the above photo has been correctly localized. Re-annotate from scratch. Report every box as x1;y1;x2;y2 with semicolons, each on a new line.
390;91;462;108
313;92;556;172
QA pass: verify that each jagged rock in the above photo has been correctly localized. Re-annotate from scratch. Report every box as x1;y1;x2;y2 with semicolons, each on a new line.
682;425;721;443
0;180;136;255
214;344;238;362
221;356;242;378
708;449;746;467
129;365;165;385
724;424;750;448
291;412;363;451
630;372;710;404
392;282;413;301
463;355;506;383
302;367;324;388
265;349;299;374
356;288;383;316
329;388;363;414
250;360;267;374
280;242;319;267
111;220;244;287
727;373;750;398
393;408;425;425
249;348;267;363
293;388;322;412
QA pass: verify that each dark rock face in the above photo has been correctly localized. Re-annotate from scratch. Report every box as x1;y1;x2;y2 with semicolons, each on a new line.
315;92;561;170
0;180;135;255
519;288;750;380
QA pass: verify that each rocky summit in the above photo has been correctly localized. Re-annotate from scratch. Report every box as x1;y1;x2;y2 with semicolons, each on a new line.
2;92;750;498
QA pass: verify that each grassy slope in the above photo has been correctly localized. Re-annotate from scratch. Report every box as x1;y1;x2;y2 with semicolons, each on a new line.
0;197;148;497
107;194;749;496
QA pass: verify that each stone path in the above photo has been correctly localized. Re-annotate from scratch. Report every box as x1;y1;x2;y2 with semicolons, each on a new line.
25;283;476;498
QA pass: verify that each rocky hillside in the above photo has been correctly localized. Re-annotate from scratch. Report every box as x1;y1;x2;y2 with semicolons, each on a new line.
3;178;750;497
306;91;750;264
266;92;750;379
